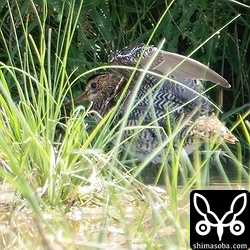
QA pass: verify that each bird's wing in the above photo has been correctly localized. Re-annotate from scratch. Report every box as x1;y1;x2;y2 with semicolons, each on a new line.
109;44;230;88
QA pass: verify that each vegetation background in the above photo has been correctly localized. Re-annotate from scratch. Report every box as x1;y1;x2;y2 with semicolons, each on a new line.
0;0;249;249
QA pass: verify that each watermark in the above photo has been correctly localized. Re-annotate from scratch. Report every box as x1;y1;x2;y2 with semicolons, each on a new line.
190;190;250;250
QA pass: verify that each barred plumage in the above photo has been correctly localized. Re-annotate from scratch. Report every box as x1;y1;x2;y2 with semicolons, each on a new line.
67;44;238;163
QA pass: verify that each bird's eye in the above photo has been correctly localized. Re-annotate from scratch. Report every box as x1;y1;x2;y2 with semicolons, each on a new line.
91;82;97;89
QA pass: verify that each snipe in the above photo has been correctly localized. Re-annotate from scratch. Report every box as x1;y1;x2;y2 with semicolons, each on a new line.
66;44;238;163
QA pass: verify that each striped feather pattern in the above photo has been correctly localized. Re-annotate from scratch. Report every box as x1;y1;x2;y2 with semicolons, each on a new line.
69;44;238;163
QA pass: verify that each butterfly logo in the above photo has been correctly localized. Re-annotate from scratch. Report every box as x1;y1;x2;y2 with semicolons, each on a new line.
193;193;247;241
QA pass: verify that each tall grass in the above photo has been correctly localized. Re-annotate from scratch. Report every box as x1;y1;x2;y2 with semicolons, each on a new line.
0;0;249;249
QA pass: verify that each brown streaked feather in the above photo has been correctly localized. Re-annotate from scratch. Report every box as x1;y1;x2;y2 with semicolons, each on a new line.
223;133;239;144
190;113;238;144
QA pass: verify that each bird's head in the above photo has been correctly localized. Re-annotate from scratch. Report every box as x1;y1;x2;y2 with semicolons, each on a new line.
84;72;113;102
65;72;126;112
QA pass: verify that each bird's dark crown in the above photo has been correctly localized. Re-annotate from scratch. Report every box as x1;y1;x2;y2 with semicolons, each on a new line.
87;72;109;82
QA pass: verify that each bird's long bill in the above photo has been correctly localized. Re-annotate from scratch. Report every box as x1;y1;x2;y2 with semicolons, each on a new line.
64;92;87;107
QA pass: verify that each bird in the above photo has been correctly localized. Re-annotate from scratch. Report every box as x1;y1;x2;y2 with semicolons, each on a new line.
66;44;238;163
